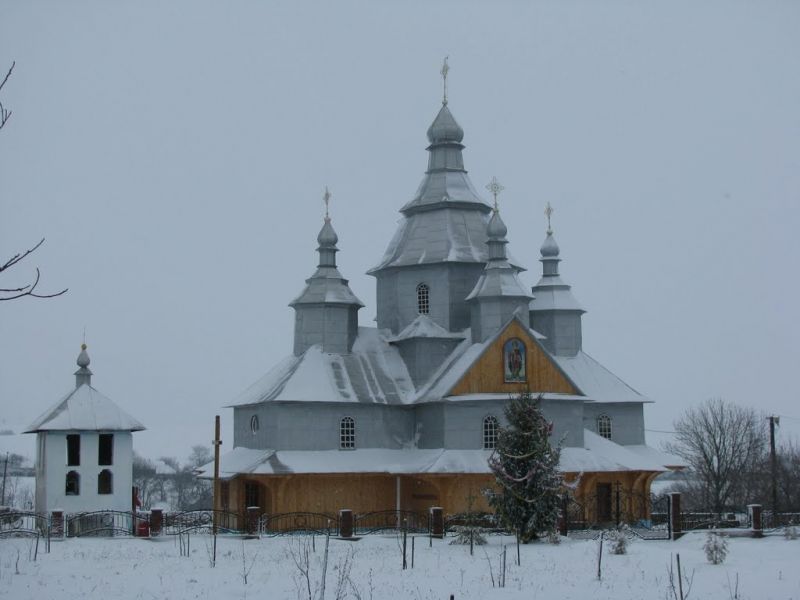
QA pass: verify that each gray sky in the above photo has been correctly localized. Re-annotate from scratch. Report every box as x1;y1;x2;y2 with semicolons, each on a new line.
2;0;799;462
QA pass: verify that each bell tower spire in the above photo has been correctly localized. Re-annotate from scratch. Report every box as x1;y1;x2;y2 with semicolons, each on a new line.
290;187;364;356
529;205;585;356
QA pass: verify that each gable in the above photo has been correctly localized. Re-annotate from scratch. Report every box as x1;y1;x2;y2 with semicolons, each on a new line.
448;319;579;396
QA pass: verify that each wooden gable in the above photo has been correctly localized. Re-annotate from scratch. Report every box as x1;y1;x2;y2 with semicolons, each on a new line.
449;319;579;396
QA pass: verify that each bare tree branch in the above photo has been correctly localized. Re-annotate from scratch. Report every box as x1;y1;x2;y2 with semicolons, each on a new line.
0;61;14;130
0;239;68;301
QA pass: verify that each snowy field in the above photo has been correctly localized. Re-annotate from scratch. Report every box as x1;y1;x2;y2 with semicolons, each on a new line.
0;531;798;599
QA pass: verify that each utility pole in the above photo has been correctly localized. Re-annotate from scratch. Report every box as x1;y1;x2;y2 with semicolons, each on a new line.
212;415;222;534
1;452;8;506
768;416;779;517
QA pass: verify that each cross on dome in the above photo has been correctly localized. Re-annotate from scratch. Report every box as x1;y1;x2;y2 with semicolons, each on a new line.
440;56;450;105
323;186;331;220
544;202;554;234
485;176;504;211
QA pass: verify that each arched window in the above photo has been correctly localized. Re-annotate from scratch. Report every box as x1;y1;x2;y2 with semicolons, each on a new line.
416;283;430;315
65;471;80;495
250;414;260;435
483;416;499;449
340;416;355;449
597;414;612;440
98;469;113;494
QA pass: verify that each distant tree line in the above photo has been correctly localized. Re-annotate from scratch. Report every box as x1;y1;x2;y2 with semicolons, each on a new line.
666;398;800;513
133;445;212;511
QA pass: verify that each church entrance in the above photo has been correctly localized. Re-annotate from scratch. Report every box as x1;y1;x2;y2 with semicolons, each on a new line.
241;480;271;515
596;483;612;522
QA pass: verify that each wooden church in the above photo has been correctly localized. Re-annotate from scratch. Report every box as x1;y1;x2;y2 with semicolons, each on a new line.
203;66;681;525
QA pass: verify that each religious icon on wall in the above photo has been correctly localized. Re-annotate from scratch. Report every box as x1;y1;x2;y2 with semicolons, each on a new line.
503;338;526;382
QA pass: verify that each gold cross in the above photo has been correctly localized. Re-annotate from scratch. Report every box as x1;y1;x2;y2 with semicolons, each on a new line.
440;56;450;105
323;186;331;220
544;202;554;233
485;176;504;211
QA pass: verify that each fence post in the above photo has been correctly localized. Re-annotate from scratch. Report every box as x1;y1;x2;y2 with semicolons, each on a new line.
748;504;763;538
429;506;444;538
338;509;353;539
150;508;163;537
50;510;64;539
669;493;682;540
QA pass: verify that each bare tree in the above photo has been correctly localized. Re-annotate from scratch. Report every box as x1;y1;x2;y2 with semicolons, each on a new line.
666;399;765;513
0;62;68;302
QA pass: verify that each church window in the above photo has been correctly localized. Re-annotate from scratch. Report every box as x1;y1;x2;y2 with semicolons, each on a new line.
597;414;612;440
98;469;113;494
503;338;526;383
416;284;430;315
67;434;80;466
250;415;260;435
340;416;355;449
98;434;113;465
65;471;80;495
483;416;499;449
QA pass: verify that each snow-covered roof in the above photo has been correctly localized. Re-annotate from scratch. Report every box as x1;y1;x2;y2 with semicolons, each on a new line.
624;445;686;469
230;327;415;406
387;314;465;342
24;384;146;433
529;276;584;312
560;431;670;473
552;351;648;403
201;433;671;478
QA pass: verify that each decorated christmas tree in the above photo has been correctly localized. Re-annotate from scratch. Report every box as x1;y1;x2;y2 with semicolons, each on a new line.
487;391;563;542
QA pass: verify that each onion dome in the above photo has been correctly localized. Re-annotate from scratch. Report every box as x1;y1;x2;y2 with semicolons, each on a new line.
76;343;90;368
540;231;560;257
317;217;338;248
487;210;508;239
426;104;464;144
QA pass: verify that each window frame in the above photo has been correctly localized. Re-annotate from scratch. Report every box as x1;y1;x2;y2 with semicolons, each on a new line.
65;470;80;496
97;469;113;495
416;283;430;315
483;415;499;450
67;434;80;466
339;416;356;450
98;433;113;466
250;414;260;435
597;414;612;440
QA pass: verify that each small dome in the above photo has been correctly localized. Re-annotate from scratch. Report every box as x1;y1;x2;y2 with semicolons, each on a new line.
487;210;508;239
426;104;464;143
540;232;560;257
317;218;339;247
76;344;90;368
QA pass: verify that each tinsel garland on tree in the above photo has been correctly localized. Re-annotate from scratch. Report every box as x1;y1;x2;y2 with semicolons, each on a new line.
487;391;563;542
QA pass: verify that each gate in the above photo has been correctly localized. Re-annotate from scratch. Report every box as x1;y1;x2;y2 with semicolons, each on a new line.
66;510;148;537
261;512;337;536
354;510;428;535
562;491;671;540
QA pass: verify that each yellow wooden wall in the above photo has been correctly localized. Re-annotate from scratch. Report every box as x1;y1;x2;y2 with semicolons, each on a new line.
450;319;578;396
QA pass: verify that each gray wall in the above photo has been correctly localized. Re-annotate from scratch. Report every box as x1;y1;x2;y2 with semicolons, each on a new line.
375;263;485;334
293;305;359;355
582;402;645;445
530;310;583;357
234;402;414;451
394;337;463;388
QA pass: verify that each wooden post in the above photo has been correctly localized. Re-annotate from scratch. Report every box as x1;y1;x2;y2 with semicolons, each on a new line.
338;509;353;539
430;506;444;538
150;508;163;537
212;415;222;535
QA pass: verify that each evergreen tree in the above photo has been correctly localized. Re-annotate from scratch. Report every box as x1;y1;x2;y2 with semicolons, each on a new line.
487;391;562;542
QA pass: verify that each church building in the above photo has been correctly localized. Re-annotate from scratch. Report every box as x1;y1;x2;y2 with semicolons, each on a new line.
207;70;679;524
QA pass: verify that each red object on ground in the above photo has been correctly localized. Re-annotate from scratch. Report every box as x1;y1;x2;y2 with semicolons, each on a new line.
136;519;150;537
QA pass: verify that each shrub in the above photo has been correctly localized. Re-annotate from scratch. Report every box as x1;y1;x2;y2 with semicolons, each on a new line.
703;531;728;564
785;526;798;540
448;525;487;546
606;527;629;555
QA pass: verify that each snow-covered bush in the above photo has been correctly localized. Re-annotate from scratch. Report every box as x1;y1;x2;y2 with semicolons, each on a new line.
703;531;728;564
606;527;629;555
448;525;487;546
546;531;562;545
784;526;798;540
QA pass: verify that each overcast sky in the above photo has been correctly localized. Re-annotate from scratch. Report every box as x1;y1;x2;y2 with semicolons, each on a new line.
2;0;799;462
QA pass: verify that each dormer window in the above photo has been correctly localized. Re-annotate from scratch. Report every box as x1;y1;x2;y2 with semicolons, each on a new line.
597;414;612;440
416;284;430;315
340;416;355;449
483;416;499;449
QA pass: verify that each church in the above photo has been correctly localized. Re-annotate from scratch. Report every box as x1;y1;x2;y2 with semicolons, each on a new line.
206;69;679;524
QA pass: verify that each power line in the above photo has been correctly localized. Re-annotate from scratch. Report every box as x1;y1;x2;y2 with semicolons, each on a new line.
645;428;677;434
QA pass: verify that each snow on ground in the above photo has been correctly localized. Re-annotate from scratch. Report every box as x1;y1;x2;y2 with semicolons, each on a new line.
0;531;798;599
